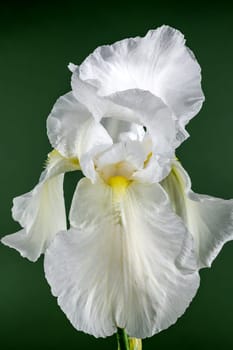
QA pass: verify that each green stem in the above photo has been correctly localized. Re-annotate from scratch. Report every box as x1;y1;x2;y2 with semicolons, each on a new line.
117;328;130;350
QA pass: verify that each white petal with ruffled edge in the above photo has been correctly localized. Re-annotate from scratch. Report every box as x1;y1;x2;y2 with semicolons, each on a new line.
77;25;204;128
161;161;233;268
47;91;113;159
109;89;179;181
107;89;177;154
71;74;177;182
45;178;199;338
72;70;177;150
1;151;80;261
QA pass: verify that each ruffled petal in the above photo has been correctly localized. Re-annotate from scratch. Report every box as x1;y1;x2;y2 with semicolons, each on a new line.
78;25;204;126
72;74;176;181
45;178;199;338
106;89;177;181
47;91;112;159
107;89;177;154
161;161;233;268
1;150;79;261
71;71;146;144
72;70;176;152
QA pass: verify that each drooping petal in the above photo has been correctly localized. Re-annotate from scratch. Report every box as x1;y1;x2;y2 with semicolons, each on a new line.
78;25;204;127
47;91;113;159
1;150;80;261
45;178;199;338
161;161;233;268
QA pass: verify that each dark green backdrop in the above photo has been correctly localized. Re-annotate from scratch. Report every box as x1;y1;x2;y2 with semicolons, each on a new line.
1;2;233;349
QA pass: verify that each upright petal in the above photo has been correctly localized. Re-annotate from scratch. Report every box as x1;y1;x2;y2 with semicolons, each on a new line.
78;25;204;126
72;73;177;181
1;150;80;261
106;89;177;181
47;91;113;159
161;161;233;268
45;178;199;338
101;118;145;143
107;89;177;154
72;69;177;153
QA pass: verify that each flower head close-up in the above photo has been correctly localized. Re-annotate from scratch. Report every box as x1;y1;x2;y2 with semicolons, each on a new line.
2;24;233;350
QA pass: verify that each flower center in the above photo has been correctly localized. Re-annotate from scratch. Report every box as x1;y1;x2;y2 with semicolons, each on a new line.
98;161;135;183
108;175;130;201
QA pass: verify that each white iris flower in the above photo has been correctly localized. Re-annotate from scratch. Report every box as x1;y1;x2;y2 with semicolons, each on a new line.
2;25;233;346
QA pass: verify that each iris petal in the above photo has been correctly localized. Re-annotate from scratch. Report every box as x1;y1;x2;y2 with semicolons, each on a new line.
45;178;199;338
162;161;233;268
78;25;204;130
1;151;79;261
47;91;113;159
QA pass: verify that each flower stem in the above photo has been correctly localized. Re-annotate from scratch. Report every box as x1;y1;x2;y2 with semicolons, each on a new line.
117;328;130;350
117;329;142;350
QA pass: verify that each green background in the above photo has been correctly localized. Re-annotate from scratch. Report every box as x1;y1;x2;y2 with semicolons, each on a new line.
1;1;233;349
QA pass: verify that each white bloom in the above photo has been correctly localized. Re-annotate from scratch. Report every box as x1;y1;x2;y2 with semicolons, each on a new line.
2;24;232;343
